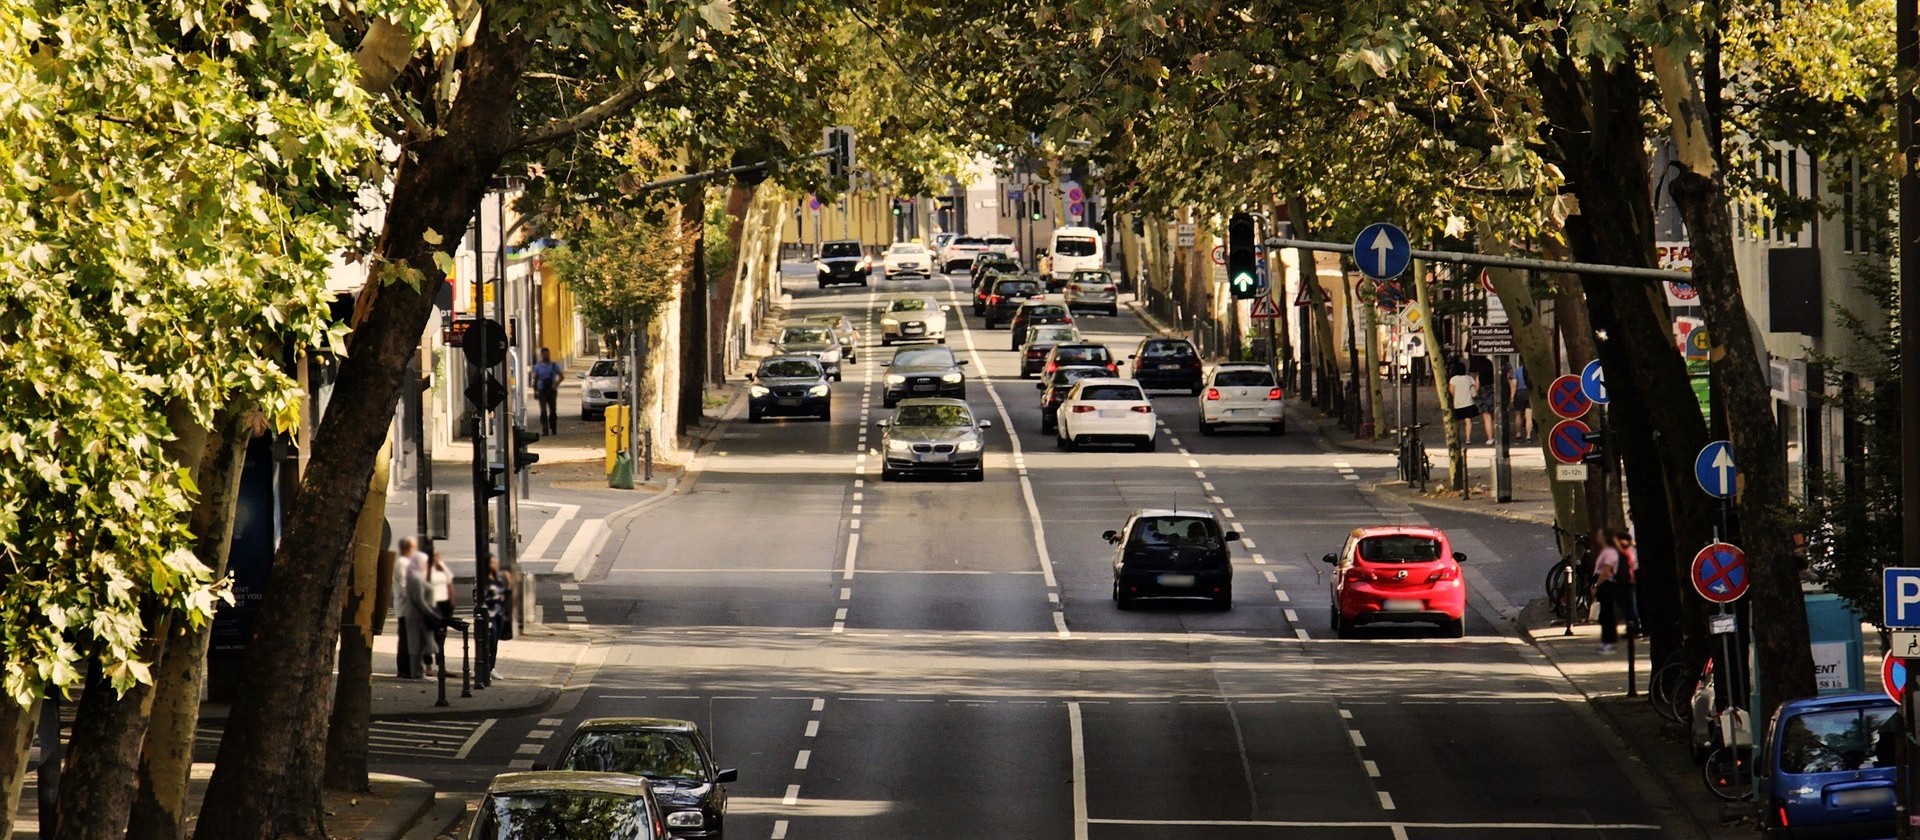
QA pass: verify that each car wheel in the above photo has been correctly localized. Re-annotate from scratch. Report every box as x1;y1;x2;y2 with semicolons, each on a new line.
880;467;896;482
1335;615;1356;639
817;282;828;290
1108;305;1119;317
834;371;844;382
883;397;897;409
973;305;984;316
859;279;868;287
581;410;592;421
1189;384;1204;396
881;338;892;347
748;409;763;423
1055;431;1069;450
1199;421;1217;436
968;468;985;482
1443;617;1466;638
1272;421;1287;436
1114;580;1133;610
820;407;832;422
1213;589;1233;611
1021;368;1033;379
984;317;996;329
1138;436;1156;453
1040;417;1056;435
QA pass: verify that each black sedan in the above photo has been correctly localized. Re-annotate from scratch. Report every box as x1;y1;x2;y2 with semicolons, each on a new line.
981;276;1043;329
814;240;871;288
538;717;737;839
882;346;968;407
747;356;831;422
878;398;991;481
1036;365;1109;434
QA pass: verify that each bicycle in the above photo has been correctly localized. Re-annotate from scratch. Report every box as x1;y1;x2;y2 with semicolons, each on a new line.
1395;424;1432;490
1544;523;1592;622
1648;655;1697;724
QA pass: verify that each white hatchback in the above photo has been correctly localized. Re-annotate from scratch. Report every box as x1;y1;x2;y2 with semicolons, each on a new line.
1198;363;1285;435
1056;378;1157;452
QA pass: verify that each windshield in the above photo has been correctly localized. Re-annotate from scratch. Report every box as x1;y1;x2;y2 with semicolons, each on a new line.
888;298;930;312
994;280;1040;296
1078;384;1143;401
1214;369;1275;387
1031;327;1078;344
474;790;655;840
759;360;822;378
588;361;620;378
1049;368;1105;393
1132;516;1222;548
1055;237;1098;257
1780;707;1897;774
1356;535;1443;563
778;327;831;344
1141;341;1197;359
891;348;954;367
889;244;926;254
1072;271;1114;284
560;731;708;780
893;404;973;427
1052;346;1111;364
820;242;862;258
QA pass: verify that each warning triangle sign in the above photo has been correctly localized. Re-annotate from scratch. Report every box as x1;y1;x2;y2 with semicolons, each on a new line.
1292;284;1316;306
1251;297;1282;319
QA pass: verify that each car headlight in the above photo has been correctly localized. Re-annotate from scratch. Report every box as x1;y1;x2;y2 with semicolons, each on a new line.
886;374;906;385
750;385;770;397
821;349;841;363
814;262;826;272
881;318;899;327
887;439;912;453
957;438;982;453
808;384;830;397
941;372;964;383
665;811;705;829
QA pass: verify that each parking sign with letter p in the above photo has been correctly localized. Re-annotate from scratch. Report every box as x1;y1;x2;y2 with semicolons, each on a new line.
1884;569;1920;628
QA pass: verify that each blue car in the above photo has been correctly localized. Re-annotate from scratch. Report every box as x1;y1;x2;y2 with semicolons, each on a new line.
1760;692;1897;839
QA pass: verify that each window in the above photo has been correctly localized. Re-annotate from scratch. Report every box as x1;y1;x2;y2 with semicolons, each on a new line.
588;360;620;377
560;731;708;780
890;348;954;367
475;791;655;840
760;360;822;378
1141;341;1196;359
1072;270;1114;284
820;242;862;258
1022;305;1067;319
1214;369;1275;387
893;404;973;427
1052;346;1111;364
779;327;831;344
1356;535;1443;563
889;298;930;312
1079;384;1144;401
1779;708;1896;774
1055;237;1098;257
994;280;1039;296
889;243;926;254
1132;516;1221;547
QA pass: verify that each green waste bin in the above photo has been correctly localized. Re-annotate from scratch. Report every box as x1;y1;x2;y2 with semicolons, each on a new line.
609;451;635;489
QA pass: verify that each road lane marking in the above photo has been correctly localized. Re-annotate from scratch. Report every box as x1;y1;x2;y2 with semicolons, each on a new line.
1208;496;1224;504
520;502;579;564
1085;819;1662;831
1241;537;1257;549
772;820;789;839
552;519;607;578
1220;507;1235;519
1068;701;1089;840
843;534;859;580
1391;826;1409;840
840;588;851;600
1378;791;1396;810
1295;628;1311;640
1364;760;1380;777
805;721;819;737
1263;571;1278;583
1349;731;1366;748
1284;609;1299;622
1274;589;1289;602
1201;482;1215;491
1339;709;1353;720
782;785;800;806
811;698;825;711
1053;612;1070;639
452;718;497;761
794;750;810;770
834;608;848;620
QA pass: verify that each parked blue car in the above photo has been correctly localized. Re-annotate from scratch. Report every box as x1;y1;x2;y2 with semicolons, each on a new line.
1760;692;1897;839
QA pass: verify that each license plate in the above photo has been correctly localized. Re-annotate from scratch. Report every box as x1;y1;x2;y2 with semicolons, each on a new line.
777;398;801;407
1227;409;1255;416
1382;599;1424;612
921;452;948;463
1099;409;1131;418
904;325;924;333
1157;574;1196;587
913;385;935;392
1832;789;1893;807
1157;363;1179;370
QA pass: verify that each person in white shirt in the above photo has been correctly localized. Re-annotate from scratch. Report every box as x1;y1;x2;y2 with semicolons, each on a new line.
1446;361;1480;444
391;538;425;678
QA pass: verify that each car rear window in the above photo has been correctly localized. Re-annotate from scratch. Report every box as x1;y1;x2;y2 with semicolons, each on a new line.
1132;516;1221;547
1023;305;1067;319
1031;327;1078;344
955;237;984;246
1141;341;1197;359
1780;707;1897;773
821;242;862;258
1357;535;1443;563
890;244;926;253
1053;346;1111;364
994;280;1040;296
984;236;1014;245
1055;237;1098;257
1072;271;1114;284
1214;369;1275;387
588;360;620;377
760;360;822;378
1079;384;1144;401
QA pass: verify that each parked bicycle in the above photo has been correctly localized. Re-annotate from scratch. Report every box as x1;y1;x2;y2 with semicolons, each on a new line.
1395;423;1432;490
1543;523;1592;622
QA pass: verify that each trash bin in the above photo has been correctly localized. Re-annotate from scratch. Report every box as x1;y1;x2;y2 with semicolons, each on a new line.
609;451;635;489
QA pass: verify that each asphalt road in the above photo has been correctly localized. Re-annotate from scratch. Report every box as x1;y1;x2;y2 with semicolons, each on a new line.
390;267;1690;838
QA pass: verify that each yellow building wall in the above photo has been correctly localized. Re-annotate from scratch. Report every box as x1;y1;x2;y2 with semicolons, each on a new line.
534;257;579;363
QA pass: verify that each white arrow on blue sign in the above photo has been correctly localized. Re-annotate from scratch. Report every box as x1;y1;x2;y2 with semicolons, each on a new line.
1885;568;1920;628
1353;223;1411;281
1580;359;1609;404
1694;440;1737;499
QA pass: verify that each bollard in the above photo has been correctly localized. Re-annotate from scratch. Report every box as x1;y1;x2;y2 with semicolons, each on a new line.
435;633;450;707
460;625;472;699
1626;631;1638;697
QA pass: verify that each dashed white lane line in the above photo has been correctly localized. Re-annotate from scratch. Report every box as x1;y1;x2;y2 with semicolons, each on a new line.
1339;709;1354;720
1194;470;1207;479
1220;507;1235;519
1242;537;1258;549
772;820;789;839
794;750;811;770
1262;571;1278;583
1378;791;1396;810
840;588;851;600
843;534;859;580
834;608;849;620
782;784;801;806
1284;609;1300;622
1364;760;1381;778
1349;729;1367;747
805;721;820;737
1274;589;1290;602
812;698;825;712
1202;482;1216;492
1069;701;1090;840
1390;825;1408;840
1295;628;1311;640
1251;552;1266;564
1208;496;1225;504
1344;474;1360;480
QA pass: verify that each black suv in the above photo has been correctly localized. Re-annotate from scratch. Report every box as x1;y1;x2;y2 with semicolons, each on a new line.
747;356;831;422
969;255;1023;314
815;240;870;288
1036;366;1108;434
1106;510;1239;610
882;346;968;407
982;276;1044;328
1130;337;1203;393
1008;300;1072;350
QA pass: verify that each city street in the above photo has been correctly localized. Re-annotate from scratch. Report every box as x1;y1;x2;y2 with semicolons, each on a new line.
411;267;1689;839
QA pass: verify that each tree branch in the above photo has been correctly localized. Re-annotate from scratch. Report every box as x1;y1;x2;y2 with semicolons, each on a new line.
505;74;666;153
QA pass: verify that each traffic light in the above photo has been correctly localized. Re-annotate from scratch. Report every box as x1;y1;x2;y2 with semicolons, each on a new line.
1227;211;1257;300
513;427;541;471
482;463;508;500
1030;193;1043;221
824;126;855;180
1581;429;1606;465
892;200;903;217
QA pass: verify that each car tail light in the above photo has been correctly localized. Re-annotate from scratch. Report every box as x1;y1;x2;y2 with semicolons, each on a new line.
1206;388;1221;400
989;294;1001;305
1045;362;1057;374
1343;568;1373;584
1072;405;1096;414
1267;388;1284;401
1105;363;1118;374
1130;405;1152;414
1773;800;1788;827
1426;566;1461;583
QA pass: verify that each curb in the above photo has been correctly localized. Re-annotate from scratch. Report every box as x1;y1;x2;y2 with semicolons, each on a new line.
360;774;437;840
399;792;470;840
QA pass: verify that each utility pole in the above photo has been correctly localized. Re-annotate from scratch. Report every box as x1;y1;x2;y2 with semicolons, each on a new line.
1897;0;1918;834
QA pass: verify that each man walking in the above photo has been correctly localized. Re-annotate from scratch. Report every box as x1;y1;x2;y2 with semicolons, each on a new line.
532;347;563;436
391;538;423;678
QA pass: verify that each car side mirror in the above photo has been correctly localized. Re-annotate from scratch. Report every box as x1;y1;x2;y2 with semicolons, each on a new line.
880;361;891;367
531;761;549;771
958;359;970;366
1128;354;1138;360
715;768;739;784
978;420;993;429
745;372;755;381
875;418;890;428
1102;529;1120;544
1223;531;1241;541
1321;553;1338;565
1036;383;1046;391
1453;552;1467;563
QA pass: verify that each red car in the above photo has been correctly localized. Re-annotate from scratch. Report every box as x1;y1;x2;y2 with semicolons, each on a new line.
1322;526;1467;638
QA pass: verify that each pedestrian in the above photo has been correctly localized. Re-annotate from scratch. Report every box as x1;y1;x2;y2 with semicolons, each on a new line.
532;347;563;436
486;557;515;681
391;537;422;679
1612;529;1641;639
402;550;440;678
1591;529;1625;653
1510;359;1534;440
1446;361;1480;444
423;549;456;675
1472;357;1497;445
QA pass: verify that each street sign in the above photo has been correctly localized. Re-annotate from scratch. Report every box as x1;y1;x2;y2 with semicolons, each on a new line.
1211;244;1227;266
1548;419;1593;465
1177;223;1196;247
1554;463;1589;482
1293;284;1316;306
1067;186;1085;202
1250;297;1283;320
1885;653;1907;704
1668;281;1699;304
1353;222;1412;281
1068;201;1085;219
1882;568;1920;627
1479;269;1496;295
1466;324;1516;355
1580;359;1609;404
1709;613;1737;635
1694;440;1738;499
1547;374;1591;420
1893;632;1920;658
1686;325;1712;359
1691;542;1749;603
461;317;509;368
808;195;822;211
1402;301;1428;333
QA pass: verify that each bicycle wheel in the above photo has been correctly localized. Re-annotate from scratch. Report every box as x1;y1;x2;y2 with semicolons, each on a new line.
1544;561;1571;603
1702;747;1753;801
1649;662;1691;723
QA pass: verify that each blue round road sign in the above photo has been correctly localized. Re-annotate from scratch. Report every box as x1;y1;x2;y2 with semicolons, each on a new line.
1694;440;1738;499
1580;359;1609;404
1353;223;1412;281
1691;541;1748;603
1548;419;1592;465
1547;374;1591;420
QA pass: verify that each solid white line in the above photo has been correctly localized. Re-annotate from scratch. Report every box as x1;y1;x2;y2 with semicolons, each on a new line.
843;534;859;580
552;519;606;578
521;503;579;563
1084;818;1664;831
772;820;789;839
782;784;801;806
1054;612;1070;639
794;750;811;770
1378;791;1396;810
1069;701;1089;840
452;718;497;761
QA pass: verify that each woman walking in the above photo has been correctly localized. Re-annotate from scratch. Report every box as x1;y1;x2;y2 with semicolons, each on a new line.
423;550;456;676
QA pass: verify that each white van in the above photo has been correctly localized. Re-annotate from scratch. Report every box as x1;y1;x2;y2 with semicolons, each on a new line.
1049;226;1104;281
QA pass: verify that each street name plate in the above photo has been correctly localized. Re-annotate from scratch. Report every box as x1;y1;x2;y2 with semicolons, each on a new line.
1555;464;1588;482
1709;613;1737;635
1177;223;1196;247
1467;324;1516;355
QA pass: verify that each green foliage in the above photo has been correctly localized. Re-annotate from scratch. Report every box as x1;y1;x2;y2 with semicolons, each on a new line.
0;0;391;703
545;208;693;337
